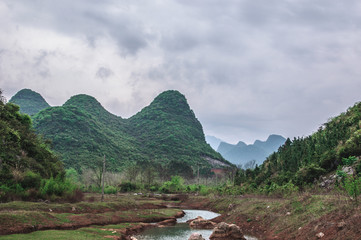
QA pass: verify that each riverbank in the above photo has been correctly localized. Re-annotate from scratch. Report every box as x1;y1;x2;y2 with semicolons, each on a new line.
181;193;361;240
0;193;183;239
0;193;360;239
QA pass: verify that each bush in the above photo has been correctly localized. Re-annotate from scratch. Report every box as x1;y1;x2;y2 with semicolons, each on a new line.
0;185;12;202
104;185;117;194
160;176;185;193
263;181;298;197
295;164;326;185
149;185;158;192
342;156;357;166
199;185;212;196
65;168;79;183
343;176;361;205
21;171;42;189
39;176;77;198
119;182;137;192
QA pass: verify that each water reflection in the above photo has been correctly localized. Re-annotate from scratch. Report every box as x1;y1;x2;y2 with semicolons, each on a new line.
177;209;220;223
135;209;258;240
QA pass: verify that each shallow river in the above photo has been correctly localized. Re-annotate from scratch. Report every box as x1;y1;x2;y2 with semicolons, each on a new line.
134;209;258;240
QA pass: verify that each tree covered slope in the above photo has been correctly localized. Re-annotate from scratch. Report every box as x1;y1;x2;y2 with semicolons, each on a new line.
250;102;361;187
0;89;63;188
18;89;231;177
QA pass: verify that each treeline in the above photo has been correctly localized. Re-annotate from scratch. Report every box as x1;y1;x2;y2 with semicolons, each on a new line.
0;90;78;202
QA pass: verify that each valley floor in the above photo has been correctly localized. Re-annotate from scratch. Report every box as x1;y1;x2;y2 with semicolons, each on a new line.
0;193;360;240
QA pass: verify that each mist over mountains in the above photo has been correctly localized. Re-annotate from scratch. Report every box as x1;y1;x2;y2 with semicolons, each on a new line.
206;134;286;168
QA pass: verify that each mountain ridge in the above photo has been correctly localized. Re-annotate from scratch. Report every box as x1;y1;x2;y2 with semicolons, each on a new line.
13;89;232;178
217;134;286;168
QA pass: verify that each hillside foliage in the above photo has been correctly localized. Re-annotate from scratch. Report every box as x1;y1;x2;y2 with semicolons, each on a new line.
241;102;361;189
26;90;231;178
0;89;72;201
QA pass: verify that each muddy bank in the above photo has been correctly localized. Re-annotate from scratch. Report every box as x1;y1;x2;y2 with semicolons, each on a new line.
1;193;360;240
0;195;184;237
179;195;361;240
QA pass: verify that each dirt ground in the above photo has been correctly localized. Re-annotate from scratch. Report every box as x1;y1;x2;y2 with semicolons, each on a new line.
180;195;361;240
0;193;360;240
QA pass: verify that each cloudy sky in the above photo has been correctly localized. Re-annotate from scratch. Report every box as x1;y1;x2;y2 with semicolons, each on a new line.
1;0;361;144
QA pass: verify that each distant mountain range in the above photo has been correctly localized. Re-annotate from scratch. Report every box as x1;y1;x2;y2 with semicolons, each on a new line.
206;134;286;168
205;135;223;150
11;89;232;178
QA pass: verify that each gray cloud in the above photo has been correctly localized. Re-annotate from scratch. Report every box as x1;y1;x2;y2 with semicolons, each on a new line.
96;67;113;81
1;0;361;143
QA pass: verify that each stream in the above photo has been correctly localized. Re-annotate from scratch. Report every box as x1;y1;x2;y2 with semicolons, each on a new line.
134;209;258;240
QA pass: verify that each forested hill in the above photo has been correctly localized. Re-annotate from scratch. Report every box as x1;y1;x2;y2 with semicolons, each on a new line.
0;89;63;187
9;89;50;116
14;89;231;178
248;102;361;187
128;91;226;176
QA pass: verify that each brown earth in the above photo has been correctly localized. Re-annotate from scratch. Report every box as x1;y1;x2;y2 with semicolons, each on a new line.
1;193;360;240
0;194;184;237
180;195;361;240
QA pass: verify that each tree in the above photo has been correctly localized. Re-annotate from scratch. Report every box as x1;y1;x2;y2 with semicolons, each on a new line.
123;164;140;183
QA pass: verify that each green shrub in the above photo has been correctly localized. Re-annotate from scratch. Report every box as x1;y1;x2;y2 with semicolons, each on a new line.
21;171;42;189
263;181;298;197
341;175;361;205
104;185;117;194
39;176;77;198
149;185;158;192
199;185;213;196
342;156;357;166
65;168;79;183
295;164;326;185
119;182;137;192
160;176;185;193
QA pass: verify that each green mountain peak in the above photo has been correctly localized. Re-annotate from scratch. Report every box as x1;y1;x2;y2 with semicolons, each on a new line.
149;90;194;116
17;89;230;177
9;89;50;116
63;94;122;122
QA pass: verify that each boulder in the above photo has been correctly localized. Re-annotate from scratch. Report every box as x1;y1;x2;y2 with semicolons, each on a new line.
210;222;246;240
158;218;177;226
188;232;206;240
188;216;216;229
342;166;354;175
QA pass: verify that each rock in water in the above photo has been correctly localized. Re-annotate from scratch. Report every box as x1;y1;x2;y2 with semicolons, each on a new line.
188;216;217;229
188;232;206;240
158;218;177;226
210;222;246;240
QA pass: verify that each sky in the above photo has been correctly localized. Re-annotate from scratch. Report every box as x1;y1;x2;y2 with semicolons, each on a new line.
1;0;361;144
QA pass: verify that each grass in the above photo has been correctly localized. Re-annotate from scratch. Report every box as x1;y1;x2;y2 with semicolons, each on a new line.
0;197;137;214
191;191;354;238
0;220;143;239
0;228;115;240
0;194;182;237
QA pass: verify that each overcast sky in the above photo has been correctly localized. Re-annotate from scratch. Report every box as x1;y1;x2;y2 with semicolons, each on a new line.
1;0;361;144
